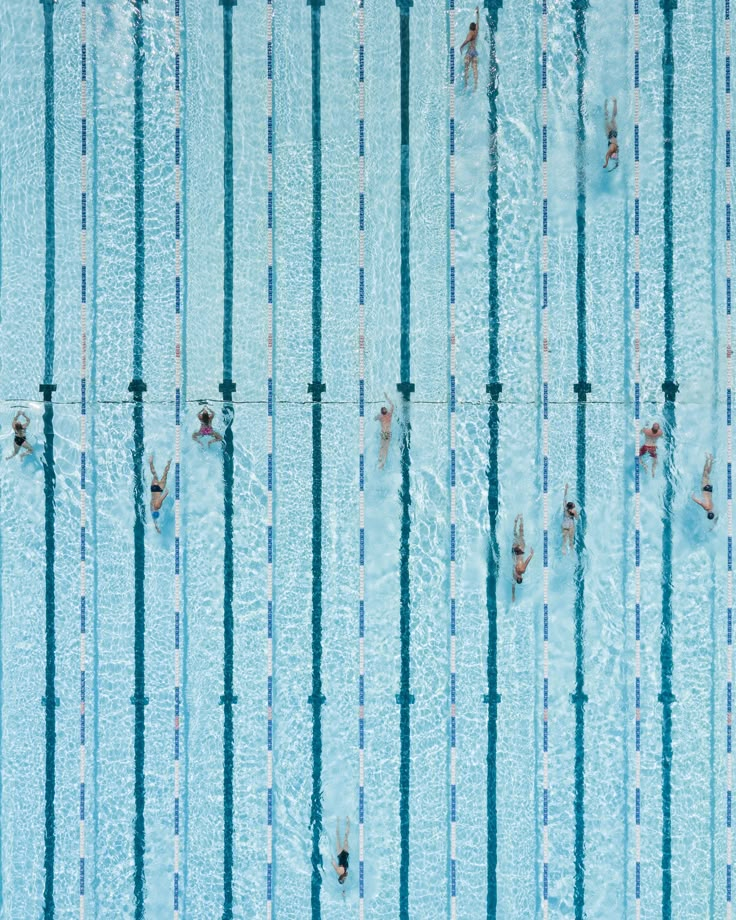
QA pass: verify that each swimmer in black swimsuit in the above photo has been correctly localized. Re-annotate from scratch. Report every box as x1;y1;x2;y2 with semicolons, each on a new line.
6;411;33;460
604;97;619;169
149;454;171;533
692;453;716;520
331;817;350;885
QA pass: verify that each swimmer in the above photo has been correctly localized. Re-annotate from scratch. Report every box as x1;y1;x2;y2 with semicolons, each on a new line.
375;392;395;470
561;483;579;555
692;453;716;521
331;817;350;885
192;406;223;446
149;454;171;534
639;422;663;477
603;97;619;169
6;411;33;460
511;514;534;602
460;7;480;92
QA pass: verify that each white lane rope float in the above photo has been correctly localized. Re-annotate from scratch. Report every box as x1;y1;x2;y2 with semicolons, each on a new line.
80;0;89;915
725;0;733;911
173;0;184;913
633;0;642;913
448;1;458;917
541;0;550;913
266;0;275;915
357;0;366;916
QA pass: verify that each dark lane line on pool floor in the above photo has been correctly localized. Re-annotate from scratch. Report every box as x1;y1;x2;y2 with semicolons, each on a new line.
306;2;326;918
395;4;415;920
128;2;149;917
482;2;503;917
659;1;678;916
571;1;590;917
219;1;238;918
41;2;58;916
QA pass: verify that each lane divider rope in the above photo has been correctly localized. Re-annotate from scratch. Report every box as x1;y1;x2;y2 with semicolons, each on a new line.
447;2;458;917
173;0;183;914
357;0;366;916
541;0;550;913
633;0;642;913
79;0;89;915
726;0;733;911
266;1;275;915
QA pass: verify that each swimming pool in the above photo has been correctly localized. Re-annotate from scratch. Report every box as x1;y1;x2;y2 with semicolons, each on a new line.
0;0;728;916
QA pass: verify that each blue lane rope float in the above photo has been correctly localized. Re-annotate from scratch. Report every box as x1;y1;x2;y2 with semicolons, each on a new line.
357;1;366;915
447;3;458;916
725;0;733;912
266;2;275;915
79;0;89;915
173;0;184;914
540;0;550;912
633;0;643;911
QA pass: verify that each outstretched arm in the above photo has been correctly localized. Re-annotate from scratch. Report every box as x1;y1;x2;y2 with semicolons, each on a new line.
384;392;394;412
692;494;706;509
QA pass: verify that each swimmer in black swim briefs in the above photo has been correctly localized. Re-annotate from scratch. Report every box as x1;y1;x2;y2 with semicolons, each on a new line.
149;454;171;533
6;411;32;460
331;817;351;885
692;453;716;520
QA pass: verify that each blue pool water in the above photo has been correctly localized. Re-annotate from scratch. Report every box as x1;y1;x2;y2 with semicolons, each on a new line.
0;0;729;917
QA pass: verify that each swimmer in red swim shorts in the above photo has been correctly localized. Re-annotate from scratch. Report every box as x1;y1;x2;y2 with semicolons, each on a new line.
639;422;663;477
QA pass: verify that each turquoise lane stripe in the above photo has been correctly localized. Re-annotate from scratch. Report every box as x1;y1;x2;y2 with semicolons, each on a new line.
219;2;237;918
483;1;502;916
307;3;326;917
395;4;413;919
41;2;58;917
130;2;148;917
571;2;589;918
659;2;677;917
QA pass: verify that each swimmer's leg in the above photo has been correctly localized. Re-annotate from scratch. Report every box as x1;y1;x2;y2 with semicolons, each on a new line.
159;459;172;490
208;431;224;446
343;816;350;852
464;56;470;89
5;444;19;461
378;439;389;470
192;431;202;443
336;821;341;856
472;57;478;91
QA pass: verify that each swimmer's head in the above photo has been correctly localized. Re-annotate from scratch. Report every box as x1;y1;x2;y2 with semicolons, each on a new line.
566;501;575;511
469;21;477;30
708;512;715;520
339;872;347;885
381;406;387;415
515;576;523;584
152;510;160;520
652;423;660;433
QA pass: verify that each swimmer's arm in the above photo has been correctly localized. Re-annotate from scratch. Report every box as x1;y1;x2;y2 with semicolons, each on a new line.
692;494;706;509
330;859;339;874
384;392;394;412
563;483;568;511
523;549;534;570
603;149;611;169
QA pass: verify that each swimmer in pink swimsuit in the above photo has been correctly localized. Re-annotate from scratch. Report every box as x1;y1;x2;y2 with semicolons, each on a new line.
460;7;480;92
193;406;223;446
